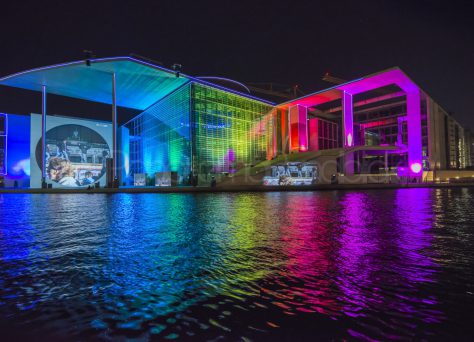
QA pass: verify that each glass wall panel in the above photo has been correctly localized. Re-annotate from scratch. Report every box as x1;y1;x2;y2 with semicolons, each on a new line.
192;84;272;180
125;84;192;184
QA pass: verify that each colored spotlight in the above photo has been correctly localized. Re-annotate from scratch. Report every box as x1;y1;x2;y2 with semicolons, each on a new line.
410;162;422;174
347;133;353;147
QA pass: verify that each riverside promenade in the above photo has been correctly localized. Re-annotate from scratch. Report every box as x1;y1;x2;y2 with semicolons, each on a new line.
1;182;474;194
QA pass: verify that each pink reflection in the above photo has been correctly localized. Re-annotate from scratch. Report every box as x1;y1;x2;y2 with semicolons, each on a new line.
269;190;444;337
337;189;444;327
277;193;342;316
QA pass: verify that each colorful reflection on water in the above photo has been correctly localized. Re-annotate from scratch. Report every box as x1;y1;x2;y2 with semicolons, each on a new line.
1;189;474;340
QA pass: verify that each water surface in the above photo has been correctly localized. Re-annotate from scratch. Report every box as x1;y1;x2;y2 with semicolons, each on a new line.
1;189;474;340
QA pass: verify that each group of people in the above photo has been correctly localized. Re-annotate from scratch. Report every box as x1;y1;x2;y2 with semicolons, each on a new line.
46;140;91;164
272;163;318;179
41;126;112;187
45;140;68;164
46;156;97;187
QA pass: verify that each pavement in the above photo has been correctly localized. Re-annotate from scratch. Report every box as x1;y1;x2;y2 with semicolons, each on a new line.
1;182;474;194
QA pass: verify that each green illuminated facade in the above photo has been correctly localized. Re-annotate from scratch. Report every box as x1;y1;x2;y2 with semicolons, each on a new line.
125;82;273;185
192;84;272;181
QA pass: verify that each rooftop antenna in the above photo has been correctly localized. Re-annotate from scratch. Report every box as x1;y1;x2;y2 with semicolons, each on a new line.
172;63;182;78
83;50;95;66
322;72;347;85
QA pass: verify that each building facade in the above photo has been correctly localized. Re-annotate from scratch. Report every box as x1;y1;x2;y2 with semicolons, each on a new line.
265;68;473;181
0;58;472;188
124;83;272;185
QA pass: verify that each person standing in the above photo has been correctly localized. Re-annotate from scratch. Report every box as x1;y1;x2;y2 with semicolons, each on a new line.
58;140;69;160
80;144;89;163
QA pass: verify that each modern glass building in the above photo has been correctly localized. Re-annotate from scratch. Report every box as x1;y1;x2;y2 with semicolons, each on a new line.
123;83;272;185
0;56;472;188
0;56;274;188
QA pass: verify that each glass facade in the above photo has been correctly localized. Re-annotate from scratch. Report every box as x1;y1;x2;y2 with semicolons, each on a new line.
125;83;273;185
126;84;192;185
191;84;272;180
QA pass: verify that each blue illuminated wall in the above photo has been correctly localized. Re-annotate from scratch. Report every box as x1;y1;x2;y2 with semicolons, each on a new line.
2;113;30;187
119;126;130;184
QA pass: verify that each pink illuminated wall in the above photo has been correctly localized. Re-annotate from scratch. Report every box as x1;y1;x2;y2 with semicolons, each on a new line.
298;106;308;151
278;68;424;177
289;106;299;152
342;91;354;147
406;90;423;175
308;118;319;151
288;105;308;152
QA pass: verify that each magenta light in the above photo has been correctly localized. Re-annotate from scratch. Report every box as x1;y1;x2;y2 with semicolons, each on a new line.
298;105;308;152
410;162;422;174
342;92;353;147
347;133;353;147
406;90;423;177
278;68;423;177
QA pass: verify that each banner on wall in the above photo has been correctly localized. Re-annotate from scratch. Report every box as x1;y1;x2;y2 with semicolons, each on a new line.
134;173;146;186
155;171;178;186
263;163;319;186
30;114;112;188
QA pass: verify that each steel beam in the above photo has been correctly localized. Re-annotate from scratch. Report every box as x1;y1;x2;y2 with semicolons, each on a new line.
41;85;47;181
112;73;117;182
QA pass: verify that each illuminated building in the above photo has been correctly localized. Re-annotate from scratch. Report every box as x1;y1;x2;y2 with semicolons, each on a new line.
266;68;473;183
0;57;472;188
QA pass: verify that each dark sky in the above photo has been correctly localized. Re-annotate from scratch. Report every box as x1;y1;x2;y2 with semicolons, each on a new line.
1;0;473;128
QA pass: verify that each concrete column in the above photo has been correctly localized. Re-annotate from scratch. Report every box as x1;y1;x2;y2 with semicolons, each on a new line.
342;91;354;147
342;91;354;176
111;73;117;182
288;105;308;152
406;89;423;176
344;152;354;176
41;85;47;181
298;105;308;152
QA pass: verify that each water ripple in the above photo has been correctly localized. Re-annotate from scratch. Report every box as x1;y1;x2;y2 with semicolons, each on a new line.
1;189;474;340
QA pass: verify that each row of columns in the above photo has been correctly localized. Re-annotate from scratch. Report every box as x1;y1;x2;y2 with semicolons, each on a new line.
283;87;422;178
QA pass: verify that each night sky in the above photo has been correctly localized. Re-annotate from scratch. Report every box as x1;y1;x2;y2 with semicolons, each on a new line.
1;0;473;128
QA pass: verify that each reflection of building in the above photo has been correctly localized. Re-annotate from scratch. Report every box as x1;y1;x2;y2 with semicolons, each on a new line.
0;57;473;188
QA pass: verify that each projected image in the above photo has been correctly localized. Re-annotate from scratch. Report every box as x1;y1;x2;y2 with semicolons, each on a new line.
263;162;319;186
35;124;110;187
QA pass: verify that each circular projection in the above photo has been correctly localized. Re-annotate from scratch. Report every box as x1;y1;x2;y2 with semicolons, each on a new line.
35;124;110;187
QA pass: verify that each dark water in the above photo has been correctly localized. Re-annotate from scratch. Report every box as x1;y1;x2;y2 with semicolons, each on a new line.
1;189;474;341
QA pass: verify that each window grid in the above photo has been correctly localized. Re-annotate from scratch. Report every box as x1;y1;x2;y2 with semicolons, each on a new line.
192;84;272;174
